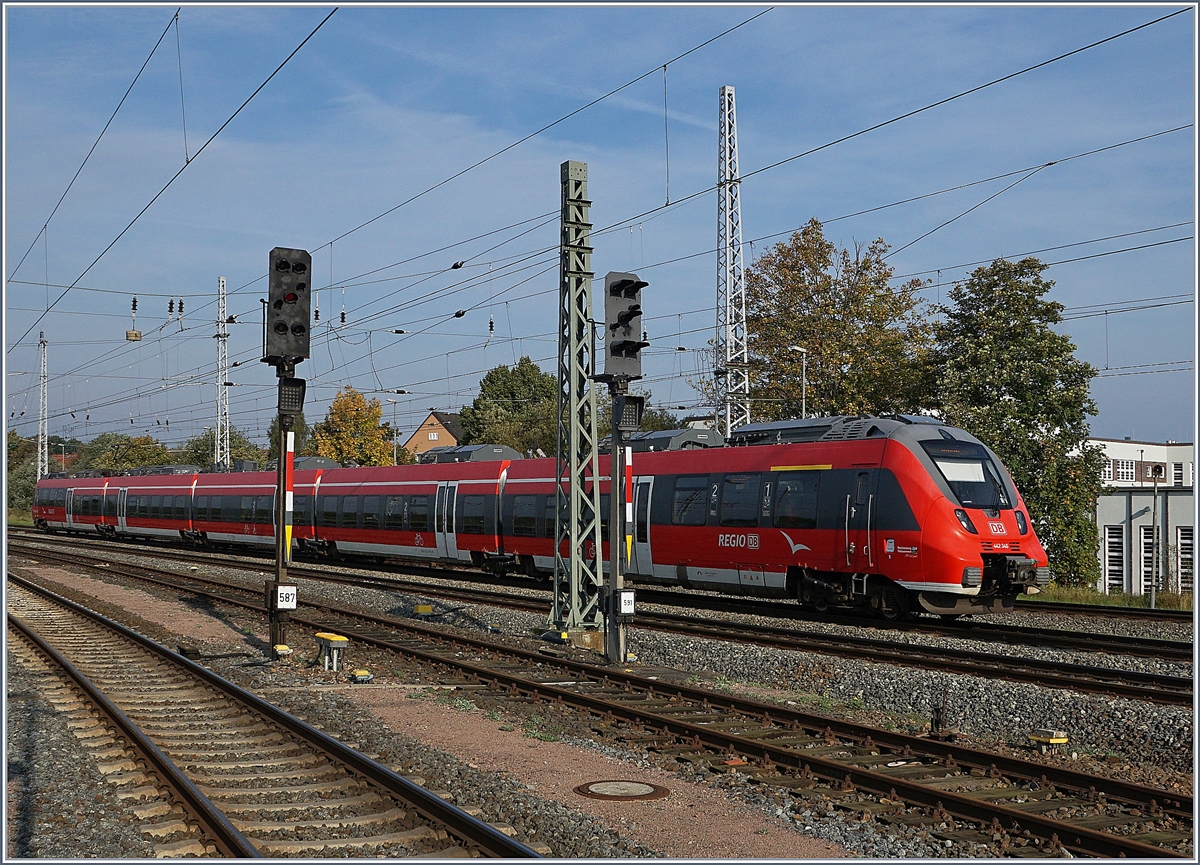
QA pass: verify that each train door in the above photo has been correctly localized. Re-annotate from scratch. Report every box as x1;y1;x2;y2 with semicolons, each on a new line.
117;488;128;531
630;479;653;576
846;470;879;578
434;482;459;560
65;489;75;528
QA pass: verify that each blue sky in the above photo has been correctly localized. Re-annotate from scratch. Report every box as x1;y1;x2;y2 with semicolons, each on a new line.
4;4;1195;450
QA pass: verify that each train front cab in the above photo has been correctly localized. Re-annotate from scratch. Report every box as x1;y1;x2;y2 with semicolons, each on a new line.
884;424;1050;616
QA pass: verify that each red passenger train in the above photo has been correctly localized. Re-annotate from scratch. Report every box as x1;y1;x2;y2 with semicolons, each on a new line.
33;415;1050;617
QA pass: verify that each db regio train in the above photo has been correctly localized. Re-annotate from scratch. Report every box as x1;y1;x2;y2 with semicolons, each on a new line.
33;414;1050;618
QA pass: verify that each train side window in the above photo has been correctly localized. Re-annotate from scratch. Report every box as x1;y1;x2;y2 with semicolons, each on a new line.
195;496;209;520
434;488;445;533
855;472;870;506
384;495;405;530
635;482;650;543
512;495;537;537
210;495;223;521
224;496;241;522
543;495;558;538
319;496;338;527
58;488;67;507
150;495;163;519
163;496;175;518
709;481;719;519
774;472;820;529
255;495;274;524
341;496;359;529
460;495;486;534
362;495;380;529
238;496;252;522
761;482;772;519
409;495;430;532
720;474;761;527
294;495;311;527
671;476;708;526
600;493;611;536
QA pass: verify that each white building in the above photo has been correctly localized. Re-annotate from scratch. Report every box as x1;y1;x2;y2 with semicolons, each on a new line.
1092;437;1194;595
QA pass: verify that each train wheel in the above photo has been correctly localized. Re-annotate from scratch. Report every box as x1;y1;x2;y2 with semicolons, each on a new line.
870;581;909;621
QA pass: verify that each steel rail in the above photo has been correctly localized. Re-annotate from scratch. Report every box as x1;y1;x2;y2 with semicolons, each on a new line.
11;540;1191;705
277;608;1189;858
1015;597;1194;622
11;560;1190;856
6;609;263;858
7;573;541;859
11;528;1193;641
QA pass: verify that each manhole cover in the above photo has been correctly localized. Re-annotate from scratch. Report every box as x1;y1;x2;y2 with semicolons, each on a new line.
573;780;669;801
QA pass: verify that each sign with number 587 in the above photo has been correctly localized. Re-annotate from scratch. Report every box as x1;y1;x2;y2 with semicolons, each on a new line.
275;585;298;610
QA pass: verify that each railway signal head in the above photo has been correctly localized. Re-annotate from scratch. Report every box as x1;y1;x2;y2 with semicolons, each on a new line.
603;271;649;380
267;247;312;361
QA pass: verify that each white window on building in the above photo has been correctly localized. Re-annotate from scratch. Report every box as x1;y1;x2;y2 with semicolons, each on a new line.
1103;525;1125;594
1114;460;1135;483
1173;462;1184;486
1101;461;1113;481
1178;526;1194;593
428;432;439;441
1140;524;1160;593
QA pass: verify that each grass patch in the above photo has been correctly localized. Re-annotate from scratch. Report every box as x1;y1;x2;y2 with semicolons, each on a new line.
1029;583;1192;610
523;713;562;742
7;515;34;528
451;697;477;712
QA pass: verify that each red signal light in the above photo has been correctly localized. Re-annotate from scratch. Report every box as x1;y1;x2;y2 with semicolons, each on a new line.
284;292;298;303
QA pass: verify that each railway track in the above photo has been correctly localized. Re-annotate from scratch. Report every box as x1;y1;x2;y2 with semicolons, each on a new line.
9;539;1192;705
10;559;1191;858
7;520;1190;643
1013;598;1193;622
6;576;542;859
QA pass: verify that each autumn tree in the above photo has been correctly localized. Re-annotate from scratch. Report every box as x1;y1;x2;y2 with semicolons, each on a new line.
311;387;394;466
744;218;934;421
934;258;1104;586
176;426;264;468
460;357;559;456
75;433;171;471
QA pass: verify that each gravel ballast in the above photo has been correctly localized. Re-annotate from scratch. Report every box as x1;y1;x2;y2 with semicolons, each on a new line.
9;540;1193;857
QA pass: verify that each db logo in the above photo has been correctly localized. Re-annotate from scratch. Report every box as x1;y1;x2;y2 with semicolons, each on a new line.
988;521;1006;535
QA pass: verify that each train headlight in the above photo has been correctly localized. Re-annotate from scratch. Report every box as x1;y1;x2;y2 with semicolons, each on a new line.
961;567;983;588
954;509;979;534
1015;510;1029;535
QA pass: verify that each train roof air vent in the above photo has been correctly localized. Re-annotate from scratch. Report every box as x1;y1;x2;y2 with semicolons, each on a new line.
819;418;874;441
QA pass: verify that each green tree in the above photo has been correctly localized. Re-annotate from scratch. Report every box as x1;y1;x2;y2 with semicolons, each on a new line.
743;218;934;420
267;413;311;461
176;426;264;468
460;357;559;456
311;387;393;466
8;429;36;473
75;433;171;471
934;257;1104;586
7;456;37;516
637;400;680;432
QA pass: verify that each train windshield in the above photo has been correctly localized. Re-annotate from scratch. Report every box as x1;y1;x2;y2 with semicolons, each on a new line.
920;440;1011;509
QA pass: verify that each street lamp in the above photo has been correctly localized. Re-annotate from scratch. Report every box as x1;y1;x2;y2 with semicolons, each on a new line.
386;399;399;466
788;346;807;419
